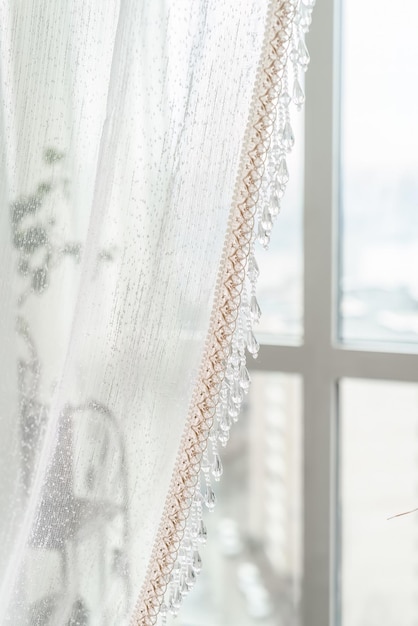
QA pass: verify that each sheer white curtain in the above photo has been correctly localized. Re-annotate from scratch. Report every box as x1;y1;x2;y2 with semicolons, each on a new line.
0;1;274;624
0;0;314;623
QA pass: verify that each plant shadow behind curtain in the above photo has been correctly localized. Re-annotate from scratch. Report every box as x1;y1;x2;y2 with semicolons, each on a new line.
0;0;269;624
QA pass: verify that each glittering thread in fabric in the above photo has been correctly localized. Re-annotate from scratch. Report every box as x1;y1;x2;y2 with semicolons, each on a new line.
132;1;314;623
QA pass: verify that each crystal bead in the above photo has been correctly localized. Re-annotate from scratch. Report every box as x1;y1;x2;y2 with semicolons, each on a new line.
193;550;202;573
225;368;234;384
228;394;242;417
250;295;261;323
230;351;240;367
300;11;312;32
172;588;182;609
168;601;178;617
220;409;232;431
197;519;207;543
261;205;273;231
187;564;197;587
204;485;216;510
246;330;259;358
270;191;280;217
190;522;199;540
201;455;210;474
289;47;298;63
273;179;285;199
298;37;310;68
220;386;228;401
231;379;243;404
257;222;270;248
177;546;188;563
282;121;295;151
248;255;259;280
279;91;291;106
293;78;305;107
239;364;251;390
182;537;192;552
212;453;223;480
267;159;278;176
180;574;189;596
218;429;229;447
277;158;289;185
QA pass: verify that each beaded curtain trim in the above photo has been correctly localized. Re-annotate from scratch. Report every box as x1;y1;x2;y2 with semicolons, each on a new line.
131;1;314;623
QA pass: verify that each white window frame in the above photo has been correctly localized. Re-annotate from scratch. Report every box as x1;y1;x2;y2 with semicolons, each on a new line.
252;0;418;624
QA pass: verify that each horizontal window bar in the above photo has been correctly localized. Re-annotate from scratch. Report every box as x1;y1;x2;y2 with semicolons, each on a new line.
253;344;418;383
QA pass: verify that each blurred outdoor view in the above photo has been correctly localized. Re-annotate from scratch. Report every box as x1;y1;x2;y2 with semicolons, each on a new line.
257;0;418;346
339;0;418;345
340;379;418;626
177;1;418;625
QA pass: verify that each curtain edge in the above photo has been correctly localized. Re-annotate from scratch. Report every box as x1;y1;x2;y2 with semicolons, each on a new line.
132;1;304;623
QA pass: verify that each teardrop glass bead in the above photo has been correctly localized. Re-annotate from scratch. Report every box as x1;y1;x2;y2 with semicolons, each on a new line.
246;330;259;358
273;179;285;199
267;158;278;176
220;409;232;431
270;191;280;216
279;91;291;106
182;536;192;552
230;350;240;367
250;295;261;323
187;564;197;587
204;485;216;510
212;453;223;480
282;121;295;151
193;550;202;573
257;221;270;249
172;588;182;609
231;379;243;404
303;0;315;10
277;158;289;185
197;519;207;543
261;205;273;231
225;365;234;383
289;46;298;63
248;255;259;280
239;364;251;390
218;429;230;447
201;454;210;474
168;601;178;617
293;77;305;107
257;221;269;247
227;396;239;418
298;37;310;68
180;574;189;596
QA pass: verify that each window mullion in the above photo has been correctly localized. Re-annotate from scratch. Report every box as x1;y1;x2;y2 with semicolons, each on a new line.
303;0;339;623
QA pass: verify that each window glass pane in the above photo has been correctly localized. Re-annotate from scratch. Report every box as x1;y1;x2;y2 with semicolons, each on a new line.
181;372;303;625
340;379;418;626
339;0;418;345
257;114;304;344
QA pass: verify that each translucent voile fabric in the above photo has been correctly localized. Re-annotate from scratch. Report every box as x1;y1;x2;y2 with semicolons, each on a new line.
0;1;270;624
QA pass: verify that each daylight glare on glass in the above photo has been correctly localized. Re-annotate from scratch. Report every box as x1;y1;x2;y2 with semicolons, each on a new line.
339;0;418;345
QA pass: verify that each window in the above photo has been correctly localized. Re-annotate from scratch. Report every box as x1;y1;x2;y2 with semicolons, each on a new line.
256;1;418;625
183;1;418;624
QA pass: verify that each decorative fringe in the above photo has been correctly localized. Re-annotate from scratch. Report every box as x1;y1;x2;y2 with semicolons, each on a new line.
132;1;315;624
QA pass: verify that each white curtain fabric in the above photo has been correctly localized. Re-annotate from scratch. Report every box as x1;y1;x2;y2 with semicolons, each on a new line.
0;1;272;624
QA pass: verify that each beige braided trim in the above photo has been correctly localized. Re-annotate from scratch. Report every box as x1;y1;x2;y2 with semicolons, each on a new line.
131;1;296;624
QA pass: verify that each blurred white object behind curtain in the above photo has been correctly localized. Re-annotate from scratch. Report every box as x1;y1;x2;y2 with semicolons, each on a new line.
0;0;268;624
